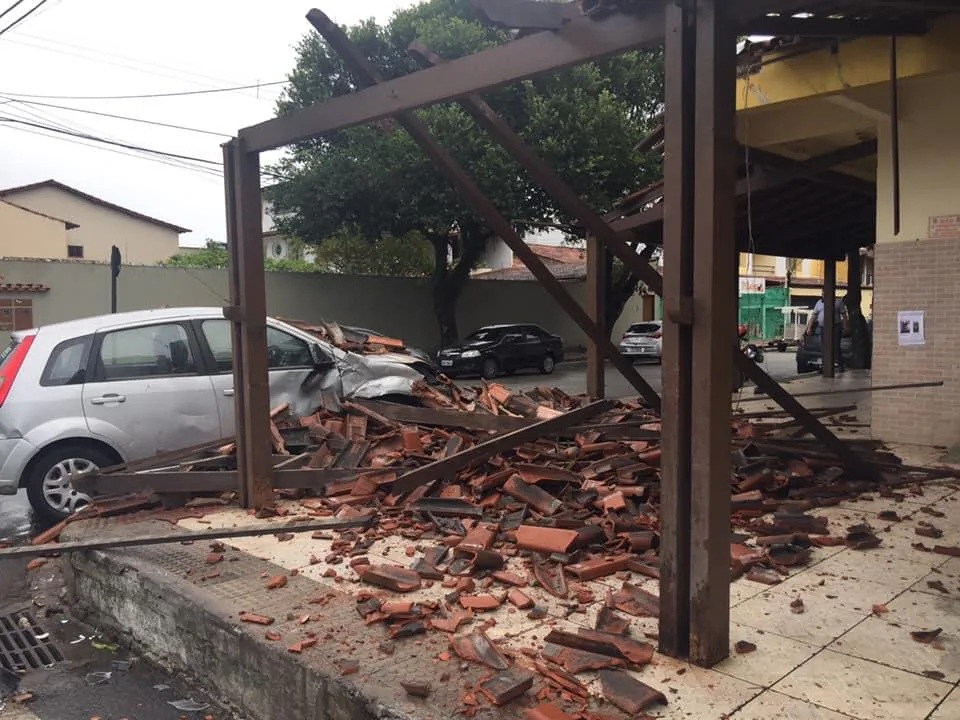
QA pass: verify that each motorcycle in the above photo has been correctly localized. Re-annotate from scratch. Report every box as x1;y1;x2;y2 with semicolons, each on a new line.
738;325;764;364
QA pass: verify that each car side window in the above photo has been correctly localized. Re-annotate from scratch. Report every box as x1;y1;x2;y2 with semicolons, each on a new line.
200;320;317;372
41;336;91;386
97;324;196;381
266;327;314;368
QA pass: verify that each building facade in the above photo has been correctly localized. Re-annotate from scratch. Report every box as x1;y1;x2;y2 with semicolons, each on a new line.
0;180;189;265
737;12;960;446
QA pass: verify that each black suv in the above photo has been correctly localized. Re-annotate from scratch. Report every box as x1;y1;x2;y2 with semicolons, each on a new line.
437;324;564;379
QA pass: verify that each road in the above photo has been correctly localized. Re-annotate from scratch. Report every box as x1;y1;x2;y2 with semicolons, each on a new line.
496;349;800;398
0;351;800;542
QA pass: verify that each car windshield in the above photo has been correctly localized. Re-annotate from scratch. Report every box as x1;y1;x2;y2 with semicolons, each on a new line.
465;328;507;342
626;324;661;335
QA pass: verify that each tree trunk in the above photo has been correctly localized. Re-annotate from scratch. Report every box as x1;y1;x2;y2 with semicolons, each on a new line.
429;227;487;348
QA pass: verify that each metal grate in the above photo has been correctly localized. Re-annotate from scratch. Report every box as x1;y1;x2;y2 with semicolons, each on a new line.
0;609;63;672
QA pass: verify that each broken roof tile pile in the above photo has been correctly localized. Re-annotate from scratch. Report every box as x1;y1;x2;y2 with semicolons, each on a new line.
278;318;412;356
65;377;960;717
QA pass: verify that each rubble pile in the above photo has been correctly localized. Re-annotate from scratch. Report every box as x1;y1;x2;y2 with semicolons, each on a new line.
63;379;957;717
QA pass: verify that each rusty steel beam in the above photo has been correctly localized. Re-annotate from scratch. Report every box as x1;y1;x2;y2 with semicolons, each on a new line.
473;0;579;30
688;0;736;667
224;139;274;508
659;0;696;661
309;10;661;410
586;233;608;398
743;15;927;36
240;5;666;153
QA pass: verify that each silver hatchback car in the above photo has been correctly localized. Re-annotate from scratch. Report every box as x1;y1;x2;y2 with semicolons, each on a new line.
0;307;434;522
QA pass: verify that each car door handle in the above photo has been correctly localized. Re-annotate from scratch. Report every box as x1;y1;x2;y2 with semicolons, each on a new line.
223;389;235;397
90;393;126;405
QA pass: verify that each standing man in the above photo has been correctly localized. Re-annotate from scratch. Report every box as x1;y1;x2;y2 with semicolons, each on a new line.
806;294;847;372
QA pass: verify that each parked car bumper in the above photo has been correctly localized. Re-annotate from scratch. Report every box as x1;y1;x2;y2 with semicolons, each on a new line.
0;437;33;494
437;356;483;376
618;344;661;360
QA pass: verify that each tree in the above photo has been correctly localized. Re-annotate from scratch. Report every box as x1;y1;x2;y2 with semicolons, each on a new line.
313;228;434;276
163;240;318;273
270;0;663;345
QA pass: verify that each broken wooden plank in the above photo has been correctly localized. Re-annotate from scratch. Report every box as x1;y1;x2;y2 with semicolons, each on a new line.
392;400;614;494
352;399;533;432
0;517;374;560
74;468;382;495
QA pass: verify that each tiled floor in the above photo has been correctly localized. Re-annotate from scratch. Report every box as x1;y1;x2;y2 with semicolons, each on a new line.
176;471;960;719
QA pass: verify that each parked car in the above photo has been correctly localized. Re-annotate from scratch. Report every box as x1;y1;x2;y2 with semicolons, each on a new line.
796;324;872;373
0;307;437;522
437;324;564;379
619;321;662;363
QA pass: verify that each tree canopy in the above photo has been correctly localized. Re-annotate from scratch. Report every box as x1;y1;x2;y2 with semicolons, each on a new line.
268;0;664;344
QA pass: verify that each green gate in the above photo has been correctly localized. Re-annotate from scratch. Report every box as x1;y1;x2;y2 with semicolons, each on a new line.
739;287;788;340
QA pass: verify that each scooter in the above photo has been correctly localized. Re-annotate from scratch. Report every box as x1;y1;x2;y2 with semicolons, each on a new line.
738;326;764;364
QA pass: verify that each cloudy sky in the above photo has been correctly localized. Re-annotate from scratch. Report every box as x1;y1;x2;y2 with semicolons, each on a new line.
0;0;417;247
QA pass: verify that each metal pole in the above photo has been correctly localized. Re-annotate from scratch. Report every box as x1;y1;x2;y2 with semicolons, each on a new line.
689;0;736;667
823;259;836;378
659;0;696;660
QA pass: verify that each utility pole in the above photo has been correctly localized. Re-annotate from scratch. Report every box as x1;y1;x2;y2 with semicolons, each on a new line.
110;245;121;313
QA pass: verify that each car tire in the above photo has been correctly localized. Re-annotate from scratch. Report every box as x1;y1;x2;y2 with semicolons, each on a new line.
540;354;556;375
481;357;499;380
796;360;811;374
25;443;115;524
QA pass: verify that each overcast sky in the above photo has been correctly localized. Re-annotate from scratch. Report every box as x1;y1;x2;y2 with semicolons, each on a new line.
0;0;417;247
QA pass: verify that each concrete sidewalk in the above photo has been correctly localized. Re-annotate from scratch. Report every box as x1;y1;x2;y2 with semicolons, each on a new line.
62;462;960;720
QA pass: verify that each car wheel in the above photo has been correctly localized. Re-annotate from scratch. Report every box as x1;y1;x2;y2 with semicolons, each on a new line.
481;357;499;380
796;360;810;374
25;443;114;523
540;354;556;375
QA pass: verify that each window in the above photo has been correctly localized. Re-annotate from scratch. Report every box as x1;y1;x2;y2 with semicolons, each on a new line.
67;245;84;259
97;323;196;381
200;320;317;373
0;298;33;332
42;337;90;386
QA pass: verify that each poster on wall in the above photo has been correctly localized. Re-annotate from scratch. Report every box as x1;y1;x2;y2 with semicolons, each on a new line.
897;310;925;346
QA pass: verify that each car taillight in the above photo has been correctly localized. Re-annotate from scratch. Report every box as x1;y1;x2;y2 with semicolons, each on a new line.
0;336;35;407
653;330;662;339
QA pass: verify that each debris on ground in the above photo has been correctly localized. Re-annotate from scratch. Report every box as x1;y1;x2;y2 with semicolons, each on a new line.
57;378;960;715
910;628;943;644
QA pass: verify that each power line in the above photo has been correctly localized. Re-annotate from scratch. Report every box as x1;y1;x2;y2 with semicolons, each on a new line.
0;0;51;37
0;80;288;101
3;97;232;137
6;35;283;102
0;114;291;183
0;115;223;166
0;0;29;22
0;121;224;180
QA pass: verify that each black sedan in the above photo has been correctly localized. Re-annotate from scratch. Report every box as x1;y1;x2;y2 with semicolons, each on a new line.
437;324;564;379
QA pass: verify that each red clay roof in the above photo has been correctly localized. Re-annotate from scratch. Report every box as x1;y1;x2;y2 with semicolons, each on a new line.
0;180;190;234
0;283;49;293
512;243;585;268
476;261;587;282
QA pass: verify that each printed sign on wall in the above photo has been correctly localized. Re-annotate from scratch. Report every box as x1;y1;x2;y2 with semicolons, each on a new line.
897;310;925;347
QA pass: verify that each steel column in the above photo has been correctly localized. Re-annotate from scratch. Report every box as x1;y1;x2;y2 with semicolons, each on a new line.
586;234;608;398
224;139;274;508
659;0;696;660
689;0;736;666
823;259;837;378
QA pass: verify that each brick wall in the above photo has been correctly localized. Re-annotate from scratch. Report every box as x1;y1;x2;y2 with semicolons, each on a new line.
872;238;960;446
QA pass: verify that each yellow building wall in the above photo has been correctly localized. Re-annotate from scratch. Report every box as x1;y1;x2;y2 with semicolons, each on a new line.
2;187;181;265
0;201;69;260
737;14;960;112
